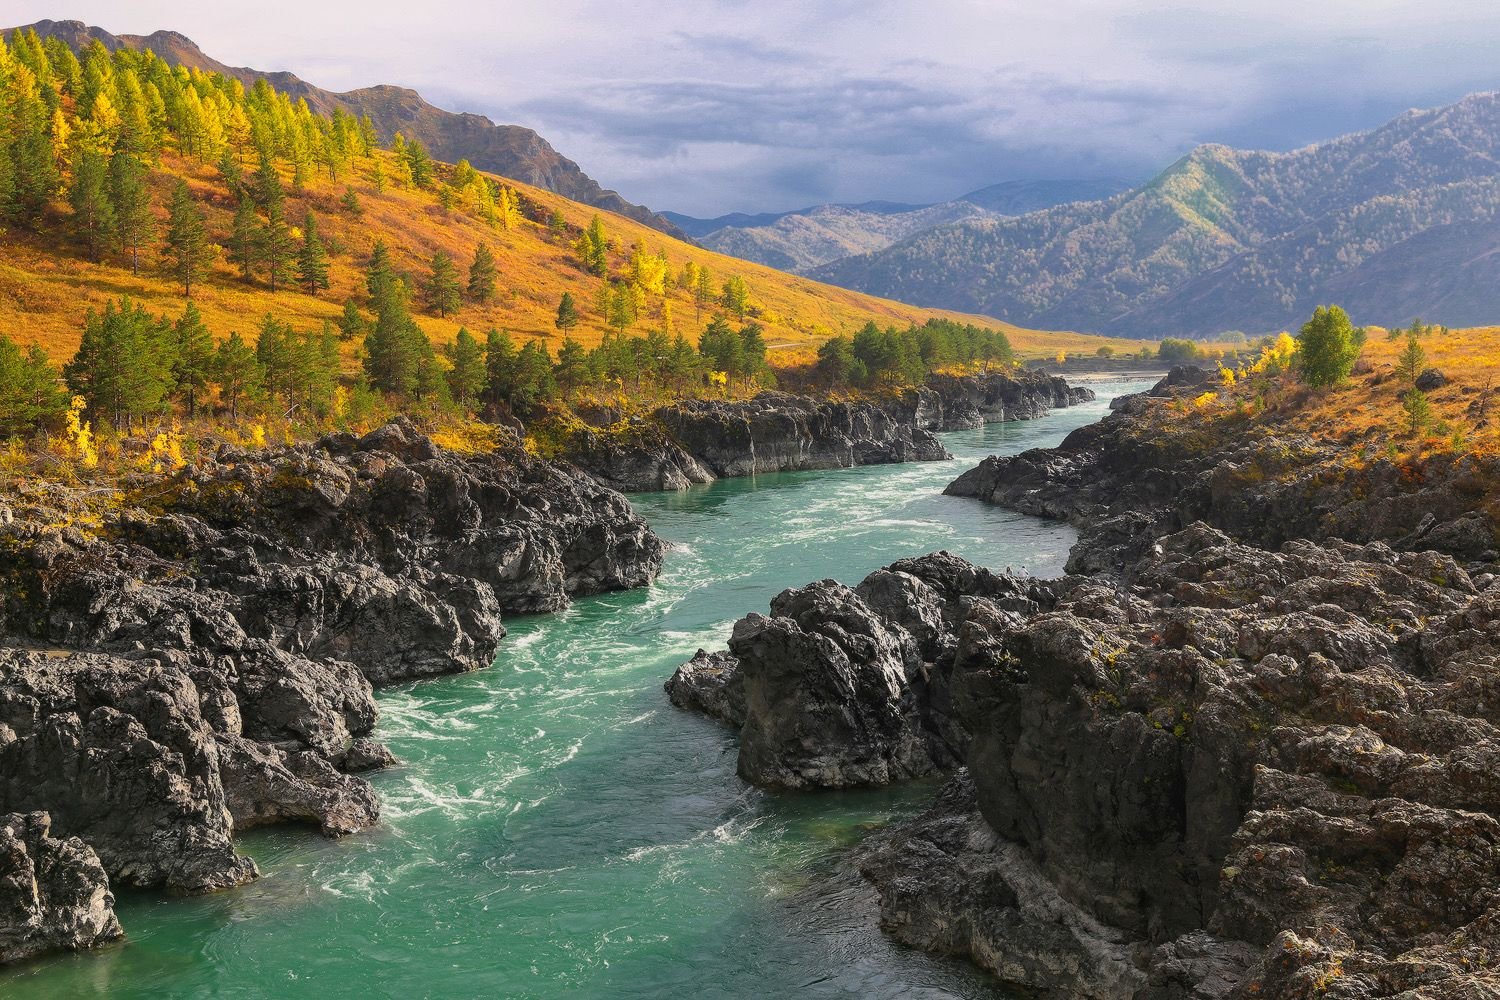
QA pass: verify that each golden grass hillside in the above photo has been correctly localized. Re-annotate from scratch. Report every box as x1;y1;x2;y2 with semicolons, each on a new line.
0;147;1148;367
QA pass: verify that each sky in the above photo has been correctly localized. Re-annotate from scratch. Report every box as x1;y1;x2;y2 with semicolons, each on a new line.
12;1;1500;216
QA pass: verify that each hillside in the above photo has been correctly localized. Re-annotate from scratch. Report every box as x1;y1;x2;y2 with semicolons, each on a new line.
816;93;1500;339
11;18;685;238
0;30;1139;380
672;179;1125;274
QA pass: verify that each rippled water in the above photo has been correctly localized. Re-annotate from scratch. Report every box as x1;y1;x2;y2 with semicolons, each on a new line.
8;381;1150;999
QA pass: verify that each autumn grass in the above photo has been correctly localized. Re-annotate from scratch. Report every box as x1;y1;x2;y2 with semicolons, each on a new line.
1185;325;1500;459
0;149;1148;368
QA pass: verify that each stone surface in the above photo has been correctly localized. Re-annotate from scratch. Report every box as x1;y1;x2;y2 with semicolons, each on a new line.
0;811;121;965
0;418;667;960
564;371;1093;492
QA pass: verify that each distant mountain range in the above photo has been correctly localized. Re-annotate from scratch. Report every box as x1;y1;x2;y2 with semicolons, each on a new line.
666;180;1126;274
13;19;686;238
814;93;1500;338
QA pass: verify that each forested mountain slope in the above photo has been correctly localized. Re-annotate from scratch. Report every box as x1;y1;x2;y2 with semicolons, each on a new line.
11;18;685;237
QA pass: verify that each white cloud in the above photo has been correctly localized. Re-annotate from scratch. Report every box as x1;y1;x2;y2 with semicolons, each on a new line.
12;0;1500;214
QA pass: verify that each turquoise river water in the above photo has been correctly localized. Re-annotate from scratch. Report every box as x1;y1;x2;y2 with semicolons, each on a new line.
5;379;1149;1000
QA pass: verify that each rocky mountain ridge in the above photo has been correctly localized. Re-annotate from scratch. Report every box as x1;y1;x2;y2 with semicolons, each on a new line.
816;93;1500;338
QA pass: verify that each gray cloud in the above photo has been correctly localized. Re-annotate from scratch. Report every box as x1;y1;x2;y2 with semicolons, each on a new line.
13;0;1500;215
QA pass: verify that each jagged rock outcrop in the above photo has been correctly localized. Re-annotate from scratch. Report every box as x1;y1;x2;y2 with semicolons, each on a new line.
0;811;121;965
665;553;1067;788
704;518;1500;998
0;418;665;959
947;367;1500;573
565;371;1094;493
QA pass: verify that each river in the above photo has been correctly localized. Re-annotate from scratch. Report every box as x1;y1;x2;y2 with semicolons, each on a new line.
6;379;1150;999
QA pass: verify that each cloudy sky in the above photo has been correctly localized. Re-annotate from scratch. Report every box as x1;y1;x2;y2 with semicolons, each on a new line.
13;1;1500;215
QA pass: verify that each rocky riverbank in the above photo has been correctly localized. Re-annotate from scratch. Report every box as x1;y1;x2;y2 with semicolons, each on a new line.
667;369;1500;998
0;418;665;962
560;369;1094;492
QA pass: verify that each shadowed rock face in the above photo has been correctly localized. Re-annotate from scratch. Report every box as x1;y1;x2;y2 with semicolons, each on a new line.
669;365;1500;997
0;419;666;957
0;811;122;965
565;372;1095;493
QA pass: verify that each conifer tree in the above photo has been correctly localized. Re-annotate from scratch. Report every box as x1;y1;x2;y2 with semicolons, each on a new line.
423;250;462;317
68;148;116;261
214;329;260;420
720;274;750;319
340;185;362;216
162;180;210;297
173;301;215;416
110;151;153;275
547;207;567;236
218;148;242;197
1396;329;1427;385
446;327;486;408
483;328;517;408
297;210;330;294
693;265;715;321
554;336;589;398
468;243;498;304
338;298;368;340
227;195;262;281
65;297;177;429
555;292;580;332
253;150;283;213
261;201;295;292
366;239;395;300
0;334;67;437
7;63;60;227
577;214;610;276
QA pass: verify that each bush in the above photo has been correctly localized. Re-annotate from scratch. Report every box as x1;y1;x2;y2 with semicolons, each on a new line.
1157;338;1199;363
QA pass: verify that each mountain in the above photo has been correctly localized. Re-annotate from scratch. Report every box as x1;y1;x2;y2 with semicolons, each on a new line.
815;93;1500;338
12;19;686;239
674;180;1127;275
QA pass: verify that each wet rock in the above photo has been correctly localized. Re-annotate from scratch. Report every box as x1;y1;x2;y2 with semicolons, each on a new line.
0;811;122;965
664;649;744;726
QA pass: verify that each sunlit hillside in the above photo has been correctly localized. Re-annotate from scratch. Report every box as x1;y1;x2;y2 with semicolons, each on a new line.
0;145;1150;366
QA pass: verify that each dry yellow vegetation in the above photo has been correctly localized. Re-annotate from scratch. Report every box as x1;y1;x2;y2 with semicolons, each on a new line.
0;148;1147;367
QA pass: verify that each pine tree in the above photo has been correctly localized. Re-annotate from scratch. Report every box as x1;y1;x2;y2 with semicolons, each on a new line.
577;214;610;276
297;210;330;294
554;337;589;398
214;329;261;420
366;239;395;300
555;292;580;332
403;136;433;187
68;148;116;262
483;328;517;408
446;327;486;408
1396;330;1427;385
261;201;295;293
547;207;567;236
468;243;498;304
720;274;750;319
340;185;362;216
693;266;715;321
423;250;462;317
218;148;242;197
65;297;178;429
252;149;284;212
227;195;262;282
0;334;67;437
7;63;60;227
338;298;368;340
162;180;210;297
173;301;215;416
110;151;154;276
